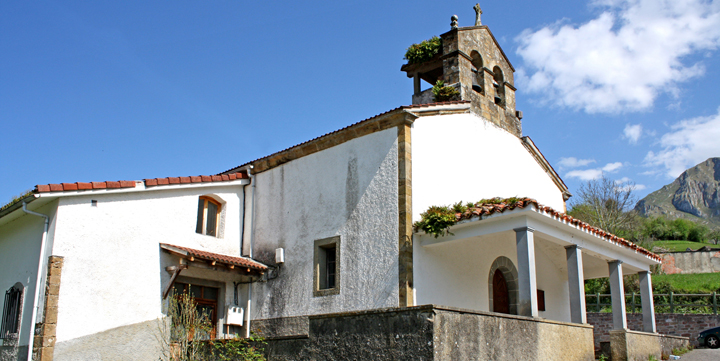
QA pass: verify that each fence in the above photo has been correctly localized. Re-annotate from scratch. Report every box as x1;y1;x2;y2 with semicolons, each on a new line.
586;292;719;314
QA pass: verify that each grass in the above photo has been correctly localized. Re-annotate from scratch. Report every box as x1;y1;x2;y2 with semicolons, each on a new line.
654;273;720;293
652;240;714;252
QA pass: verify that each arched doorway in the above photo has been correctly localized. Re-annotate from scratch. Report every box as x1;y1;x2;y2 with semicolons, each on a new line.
492;269;509;313
488;256;519;315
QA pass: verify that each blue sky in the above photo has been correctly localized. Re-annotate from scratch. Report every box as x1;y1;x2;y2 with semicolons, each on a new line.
2;0;720;207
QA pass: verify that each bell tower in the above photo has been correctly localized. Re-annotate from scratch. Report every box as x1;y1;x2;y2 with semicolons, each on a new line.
401;5;522;137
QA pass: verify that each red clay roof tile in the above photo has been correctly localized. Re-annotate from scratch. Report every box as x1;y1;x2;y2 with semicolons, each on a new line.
444;197;662;262
34;172;247;194
160;243;267;271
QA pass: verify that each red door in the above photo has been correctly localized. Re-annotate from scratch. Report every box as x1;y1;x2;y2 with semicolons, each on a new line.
493;269;510;314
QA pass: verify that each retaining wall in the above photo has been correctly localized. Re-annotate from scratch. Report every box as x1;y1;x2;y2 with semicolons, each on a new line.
255;305;595;360
588;312;720;349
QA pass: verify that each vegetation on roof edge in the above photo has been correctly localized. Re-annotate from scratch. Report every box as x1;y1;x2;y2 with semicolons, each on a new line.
414;197;524;238
404;36;442;64
1;189;34;212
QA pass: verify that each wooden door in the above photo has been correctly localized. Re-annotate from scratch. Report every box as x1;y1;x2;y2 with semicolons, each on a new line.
493;269;510;314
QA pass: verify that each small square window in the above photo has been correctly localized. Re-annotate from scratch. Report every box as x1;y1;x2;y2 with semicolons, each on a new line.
313;236;340;297
196;196;221;237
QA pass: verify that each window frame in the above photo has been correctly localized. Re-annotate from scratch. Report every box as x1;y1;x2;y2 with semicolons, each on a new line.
1;284;23;341
313;236;341;297
196;196;221;237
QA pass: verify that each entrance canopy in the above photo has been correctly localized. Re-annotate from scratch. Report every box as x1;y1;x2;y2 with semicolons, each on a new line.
417;199;660;274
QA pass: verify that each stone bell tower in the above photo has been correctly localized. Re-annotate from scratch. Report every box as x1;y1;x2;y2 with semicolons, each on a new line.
401;5;522;137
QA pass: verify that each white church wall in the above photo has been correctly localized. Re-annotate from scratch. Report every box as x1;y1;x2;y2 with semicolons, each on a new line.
414;232;572;323
411;112;566;222
250;127;400;320
49;184;244;343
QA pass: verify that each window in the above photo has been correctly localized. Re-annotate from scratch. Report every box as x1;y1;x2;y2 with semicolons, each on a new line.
196;196;221;237
172;282;219;339
313;236;340;296
1;284;23;340
537;289;546;311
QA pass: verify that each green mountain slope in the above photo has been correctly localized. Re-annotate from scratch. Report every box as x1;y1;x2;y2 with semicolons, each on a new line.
635;158;720;229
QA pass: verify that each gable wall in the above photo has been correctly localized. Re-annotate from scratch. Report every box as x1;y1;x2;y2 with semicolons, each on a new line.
48;185;244;344
411;112;565;221
249;127;400;319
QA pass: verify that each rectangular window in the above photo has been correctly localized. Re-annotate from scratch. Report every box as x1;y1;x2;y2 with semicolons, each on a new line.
313;236;340;297
537;289;546;312
196;196;221;237
1;286;23;340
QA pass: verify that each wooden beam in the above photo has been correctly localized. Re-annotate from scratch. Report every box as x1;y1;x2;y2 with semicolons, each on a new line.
162;264;188;299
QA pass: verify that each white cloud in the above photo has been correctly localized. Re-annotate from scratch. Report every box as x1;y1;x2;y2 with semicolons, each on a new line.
602;162;623;172
515;0;720;113
566;161;624;180
558;157;596;168
645;107;720;177
614;177;647;191
623;123;643;144
566;168;604;180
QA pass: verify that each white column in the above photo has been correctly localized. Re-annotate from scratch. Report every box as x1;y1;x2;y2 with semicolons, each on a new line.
639;271;657;333
608;260;627;330
565;245;587;323
514;227;538;317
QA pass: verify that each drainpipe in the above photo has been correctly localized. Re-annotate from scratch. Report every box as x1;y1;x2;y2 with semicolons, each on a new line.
245;166;256;338
22;202;49;361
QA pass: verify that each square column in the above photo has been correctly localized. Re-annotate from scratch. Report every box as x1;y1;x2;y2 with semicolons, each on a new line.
565;245;587;324
639;271;657;333
514;227;538;317
608;260;627;330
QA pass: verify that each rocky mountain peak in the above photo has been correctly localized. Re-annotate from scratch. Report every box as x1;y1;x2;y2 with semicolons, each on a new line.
635;158;720;228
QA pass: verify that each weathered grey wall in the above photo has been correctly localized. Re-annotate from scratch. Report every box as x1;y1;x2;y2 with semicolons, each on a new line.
610;329;688;361
257;305;595;361
660;251;720;274
260;307;434;361
433;307;594;361
53;319;161;361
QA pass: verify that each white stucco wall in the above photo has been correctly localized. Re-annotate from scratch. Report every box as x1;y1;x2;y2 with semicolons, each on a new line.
250;127;400;319
411;112;566;221
0;200;57;348
49;184;245;343
413;232;571;322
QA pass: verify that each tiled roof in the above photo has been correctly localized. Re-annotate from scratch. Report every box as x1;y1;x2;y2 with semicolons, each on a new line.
145;172;247;187
34;172;248;194
160;243;267;271
220;101;471;175
451;197;662;262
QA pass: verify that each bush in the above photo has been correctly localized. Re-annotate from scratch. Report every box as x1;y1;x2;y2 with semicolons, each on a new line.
404;36;442;64
432;80;460;102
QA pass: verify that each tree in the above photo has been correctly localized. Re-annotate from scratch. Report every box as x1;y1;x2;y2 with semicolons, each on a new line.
568;176;639;237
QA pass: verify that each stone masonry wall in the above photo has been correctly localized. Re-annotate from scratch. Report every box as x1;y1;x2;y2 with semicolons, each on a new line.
587;312;720;349
34;255;64;361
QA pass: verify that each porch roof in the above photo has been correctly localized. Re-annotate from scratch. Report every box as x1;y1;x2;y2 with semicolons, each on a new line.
160;243;268;273
416;198;661;271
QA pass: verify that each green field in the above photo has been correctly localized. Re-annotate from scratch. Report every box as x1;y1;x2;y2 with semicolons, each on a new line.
653;273;720;293
652;240;714;252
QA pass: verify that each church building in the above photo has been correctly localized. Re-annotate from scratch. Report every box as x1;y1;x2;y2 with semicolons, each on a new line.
0;6;684;361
